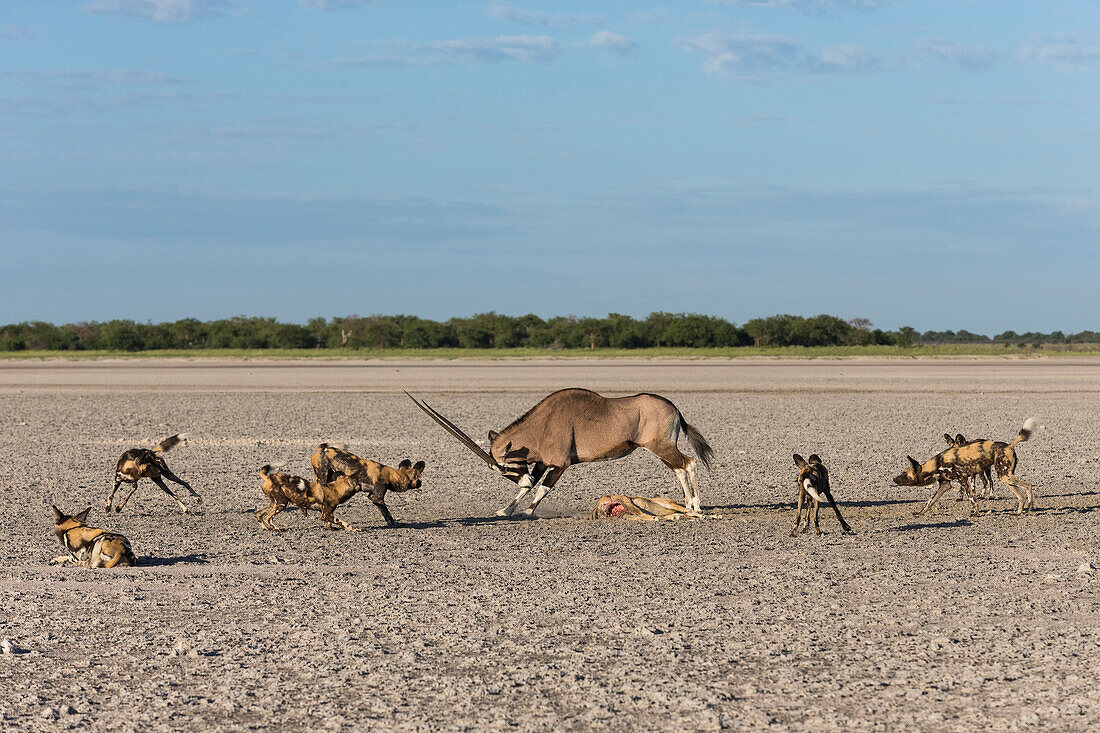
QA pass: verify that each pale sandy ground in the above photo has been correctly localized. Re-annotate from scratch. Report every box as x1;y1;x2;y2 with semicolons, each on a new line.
1;358;1098;731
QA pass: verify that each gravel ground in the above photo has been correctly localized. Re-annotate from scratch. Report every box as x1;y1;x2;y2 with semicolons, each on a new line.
1;358;1098;731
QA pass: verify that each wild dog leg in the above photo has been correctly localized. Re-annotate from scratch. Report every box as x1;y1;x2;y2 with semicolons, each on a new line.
116;480;142;512
150;476;189;513
106;479;124;512
521;466;564;516
998;474;1035;514
914;479;953;516
163;467;202;507
256;502;287;531
812;496;822;535
823;490;852;533
790;484;805;538
371;496;401;528
320;504;358;532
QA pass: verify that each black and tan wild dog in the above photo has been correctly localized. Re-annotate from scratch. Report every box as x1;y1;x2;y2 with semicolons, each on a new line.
311;443;426;527
257;453;425;531
50;506;136;568
791;454;851;536
944;433;994;499
107;433;202;514
896;419;1038;516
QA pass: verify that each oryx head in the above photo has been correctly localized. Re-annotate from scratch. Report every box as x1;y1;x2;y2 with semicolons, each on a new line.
406;392;530;485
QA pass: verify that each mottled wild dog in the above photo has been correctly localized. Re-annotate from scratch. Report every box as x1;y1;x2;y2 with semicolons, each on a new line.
589;495;702;521
310;443;426;527
896;418;1039;516
407;388;713;517
50;506;136;568
107;433;202;513
945;433;994;499
791;454;851;536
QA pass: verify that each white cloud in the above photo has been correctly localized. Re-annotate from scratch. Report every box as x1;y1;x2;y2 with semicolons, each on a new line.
589;31;637;56
83;0;236;24
677;31;799;77
0;25;38;40
914;40;995;70
805;44;880;73
1020;35;1100;71
486;4;602;28
332;35;559;68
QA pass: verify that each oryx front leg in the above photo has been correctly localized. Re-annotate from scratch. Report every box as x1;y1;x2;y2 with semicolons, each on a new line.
521;467;564;516
497;473;536;516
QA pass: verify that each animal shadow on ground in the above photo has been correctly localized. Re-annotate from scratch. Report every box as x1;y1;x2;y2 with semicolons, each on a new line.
890;518;972;532
140;554;210;567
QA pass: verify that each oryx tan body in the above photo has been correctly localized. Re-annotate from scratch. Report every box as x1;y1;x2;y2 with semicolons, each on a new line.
589;495;702;521
407;388;713;517
107;433;201;513
896;419;1038;515
50;506;136;568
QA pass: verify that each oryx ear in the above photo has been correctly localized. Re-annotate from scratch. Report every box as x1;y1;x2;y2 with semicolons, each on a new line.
793;454;808;468
488;430;499;443
74;507;92;524
398;459;412;470
52;505;65;523
412;460;426;475
907;456;921;472
808;454;822;465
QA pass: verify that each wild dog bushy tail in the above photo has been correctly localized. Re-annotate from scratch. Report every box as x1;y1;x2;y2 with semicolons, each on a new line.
679;415;714;470
154;433;188;452
1010;418;1039;447
259;463;284;477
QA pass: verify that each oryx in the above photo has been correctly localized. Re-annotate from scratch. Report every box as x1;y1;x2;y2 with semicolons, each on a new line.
406;388;713;516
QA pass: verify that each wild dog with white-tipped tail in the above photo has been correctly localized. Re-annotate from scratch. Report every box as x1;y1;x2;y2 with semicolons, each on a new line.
895;418;1039;516
791;454;851;537
106;433;201;514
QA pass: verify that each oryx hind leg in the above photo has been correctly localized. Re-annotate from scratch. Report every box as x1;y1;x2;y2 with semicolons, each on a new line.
684;457;701;513
644;441;698;512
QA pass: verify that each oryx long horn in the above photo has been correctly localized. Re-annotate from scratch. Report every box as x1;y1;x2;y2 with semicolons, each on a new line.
404;391;498;468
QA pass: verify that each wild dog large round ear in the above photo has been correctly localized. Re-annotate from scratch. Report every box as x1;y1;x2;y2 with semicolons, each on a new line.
808;454;822;465
907;456;920;471
398;459;412;469
52;506;64;522
793;454;808;468
413;461;426;473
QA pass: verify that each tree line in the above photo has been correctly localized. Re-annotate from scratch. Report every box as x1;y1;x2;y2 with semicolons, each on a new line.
1;313;1098;352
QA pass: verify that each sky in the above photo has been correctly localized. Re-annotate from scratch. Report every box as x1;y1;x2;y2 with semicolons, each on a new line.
1;0;1098;333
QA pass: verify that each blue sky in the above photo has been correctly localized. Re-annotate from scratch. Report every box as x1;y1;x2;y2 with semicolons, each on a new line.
1;1;1098;333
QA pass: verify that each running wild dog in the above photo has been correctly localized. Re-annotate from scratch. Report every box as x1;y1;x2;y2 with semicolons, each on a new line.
791;454;851;536
50;506;136;568
589;495;702;521
896;418;1039;516
311;443;426;527
407;388;713;517
107;434;202;513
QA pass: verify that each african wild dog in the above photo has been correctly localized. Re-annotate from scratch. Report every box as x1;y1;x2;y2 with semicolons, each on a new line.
791;454;851;536
107;434;202;513
311;443;426;527
50;506;136;568
944;433;994;499
896;419;1039;516
407;388;713;517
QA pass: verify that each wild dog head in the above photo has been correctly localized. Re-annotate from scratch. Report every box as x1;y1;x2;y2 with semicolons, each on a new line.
944;433;968;447
893;455;937;487
386;460;426;491
793;454;829;502
52;505;92;540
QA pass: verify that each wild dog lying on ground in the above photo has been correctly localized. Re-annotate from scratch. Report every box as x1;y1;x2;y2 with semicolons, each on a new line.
50;506;136;568
311;443;425;527
945;433;994;499
791;454;851;536
259;453;425;530
589;495;704;521
896;419;1039;516
107;433;202;514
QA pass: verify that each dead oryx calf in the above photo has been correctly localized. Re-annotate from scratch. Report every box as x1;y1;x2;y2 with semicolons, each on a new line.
895;418;1038;516
407;388;712;517
50;506;136;568
791;454;851;536
107;433;202;514
590;495;703;521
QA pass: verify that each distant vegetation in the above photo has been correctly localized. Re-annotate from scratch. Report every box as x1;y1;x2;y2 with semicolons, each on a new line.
1;313;1098;353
